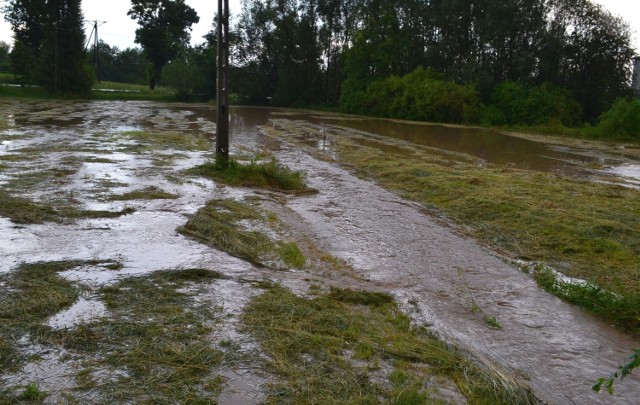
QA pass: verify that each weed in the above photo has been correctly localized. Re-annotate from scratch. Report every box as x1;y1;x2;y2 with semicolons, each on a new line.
17;383;47;401
593;348;640;394
279;242;306;268
243;284;535;404
187;158;312;194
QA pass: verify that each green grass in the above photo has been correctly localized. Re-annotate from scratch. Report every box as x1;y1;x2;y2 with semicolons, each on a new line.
269;123;640;332
242;284;535;404
178;198;305;270
91;81;175;101
187;158;313;194
107;186;179;201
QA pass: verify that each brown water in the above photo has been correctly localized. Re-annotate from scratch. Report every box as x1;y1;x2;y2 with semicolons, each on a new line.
1;100;639;404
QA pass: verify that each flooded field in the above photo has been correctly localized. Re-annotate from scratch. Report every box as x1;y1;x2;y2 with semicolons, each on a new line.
1;99;639;404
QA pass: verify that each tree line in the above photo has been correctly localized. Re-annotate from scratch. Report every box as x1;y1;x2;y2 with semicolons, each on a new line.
3;0;638;131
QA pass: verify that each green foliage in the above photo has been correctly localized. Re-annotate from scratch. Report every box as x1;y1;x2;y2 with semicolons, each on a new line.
5;0;93;95
593;349;640;394
128;0;200;89
484;81;583;127
161;43;215;101
589;99;640;140
342;67;481;124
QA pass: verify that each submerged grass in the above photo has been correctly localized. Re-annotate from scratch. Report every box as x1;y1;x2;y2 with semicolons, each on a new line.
0;190;135;224
243;284;535;404
178;198;305;269
119;130;210;152
0;261;91;372
107;186;178;201
0;265;226;402
270;123;640;332
187;158;312;194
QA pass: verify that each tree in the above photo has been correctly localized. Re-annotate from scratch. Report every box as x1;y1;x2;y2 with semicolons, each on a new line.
128;0;199;89
4;0;93;94
0;42;10;72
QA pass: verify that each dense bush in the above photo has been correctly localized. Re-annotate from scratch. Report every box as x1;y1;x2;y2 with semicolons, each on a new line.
341;67;481;124
484;81;583;127
590;99;640;140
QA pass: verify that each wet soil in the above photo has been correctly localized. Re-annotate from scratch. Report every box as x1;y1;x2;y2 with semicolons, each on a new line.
1;100;639;404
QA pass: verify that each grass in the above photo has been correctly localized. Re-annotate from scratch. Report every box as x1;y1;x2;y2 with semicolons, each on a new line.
178;198;305;269
0;261;91;372
91;81;176;102
187;158;313;194
0;264;227;403
0;190;136;224
242;284;535;404
269;122;640;332
119;130;210;152
107;186;179;201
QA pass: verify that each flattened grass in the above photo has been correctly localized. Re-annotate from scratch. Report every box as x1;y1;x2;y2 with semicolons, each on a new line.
187;158;312;194
119;130;210;152
243;285;535;404
0;190;136;224
273;123;640;331
179;198;305;269
0;266;226;403
107;186;178;201
0;261;90;371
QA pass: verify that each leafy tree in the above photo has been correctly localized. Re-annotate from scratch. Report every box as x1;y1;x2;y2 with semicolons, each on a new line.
4;0;92;94
0;41;10;72
128;0;199;89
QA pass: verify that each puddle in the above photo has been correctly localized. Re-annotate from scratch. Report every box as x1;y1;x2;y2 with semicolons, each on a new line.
46;297;108;329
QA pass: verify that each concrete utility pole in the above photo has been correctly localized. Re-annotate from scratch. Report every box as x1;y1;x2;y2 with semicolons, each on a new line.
94;21;100;83
216;0;230;161
632;56;640;99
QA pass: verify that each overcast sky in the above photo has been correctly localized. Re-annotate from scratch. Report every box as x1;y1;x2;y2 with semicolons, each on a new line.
1;0;639;53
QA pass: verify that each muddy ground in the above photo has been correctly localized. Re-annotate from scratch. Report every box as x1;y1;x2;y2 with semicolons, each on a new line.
1;100;639;404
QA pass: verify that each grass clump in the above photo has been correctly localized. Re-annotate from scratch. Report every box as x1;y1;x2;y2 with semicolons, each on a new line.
179;198;305;269
107;186;179;201
187;158;312;194
534;266;640;330
243;284;535;404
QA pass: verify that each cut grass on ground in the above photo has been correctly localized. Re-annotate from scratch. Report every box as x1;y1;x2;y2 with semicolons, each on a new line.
243;284;535;404
187;158;313;194
0;190;135;224
178;198;305;269
268;122;640;333
0;265;227;403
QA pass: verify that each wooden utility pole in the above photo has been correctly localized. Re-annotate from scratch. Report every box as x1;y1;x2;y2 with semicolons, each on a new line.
94;21;101;83
216;0;230;161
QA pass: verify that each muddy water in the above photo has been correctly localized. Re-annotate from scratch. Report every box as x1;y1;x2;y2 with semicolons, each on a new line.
1;101;639;404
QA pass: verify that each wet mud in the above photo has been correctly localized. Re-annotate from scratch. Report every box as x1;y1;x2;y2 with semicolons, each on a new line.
1;100;639;404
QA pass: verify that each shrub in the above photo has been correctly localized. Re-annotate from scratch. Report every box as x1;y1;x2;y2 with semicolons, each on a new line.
486;81;583;126
590;98;640;140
